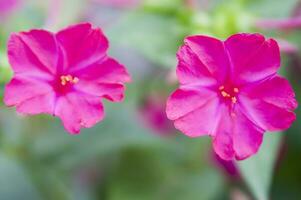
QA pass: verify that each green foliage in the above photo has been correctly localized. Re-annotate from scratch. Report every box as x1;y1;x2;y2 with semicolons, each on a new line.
238;134;282;200
107;11;186;68
0;154;41;200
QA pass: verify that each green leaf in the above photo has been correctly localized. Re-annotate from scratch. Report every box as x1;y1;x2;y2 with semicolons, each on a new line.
238;133;282;200
31;104;163;170
248;0;298;18
107;11;184;68
0;154;41;200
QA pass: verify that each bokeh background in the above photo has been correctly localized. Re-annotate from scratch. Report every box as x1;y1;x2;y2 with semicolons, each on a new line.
0;0;301;199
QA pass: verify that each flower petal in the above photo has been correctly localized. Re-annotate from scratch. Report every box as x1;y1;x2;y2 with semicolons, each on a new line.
177;45;217;86
56;23;108;71
8;30;58;77
54;93;105;134
240;76;297;131
4;76;53;107
72;57;131;83
225;33;280;84
213;105;264;160
212;105;235;160
173;97;220;137
178;35;230;85
16;92;56;115
75;80;126;102
166;87;216;120
232;109;264;160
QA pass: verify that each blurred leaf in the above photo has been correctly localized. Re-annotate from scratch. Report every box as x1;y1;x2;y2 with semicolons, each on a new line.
161;169;224;200
238;133;282;200
143;0;184;14
32;104;163;170
43;0;85;31
211;2;254;38
107;11;185;68
108;147;223;200
0;154;41;200
248;0;298;18
0;51;12;84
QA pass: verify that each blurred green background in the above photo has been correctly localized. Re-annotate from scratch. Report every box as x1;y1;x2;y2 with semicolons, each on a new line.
0;0;301;199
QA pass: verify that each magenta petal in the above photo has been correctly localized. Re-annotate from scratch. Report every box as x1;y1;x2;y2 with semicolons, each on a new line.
4;76;53;107
56;23;109;71
243;76;297;110
75;80;125;102
72;57;131;83
213;107;264;161
232;110;264;160
177;44;217;86
16;92;56;115
8;31;58;77
212;104;236;160
173;98;220;137
55;93;105;134
225;33;280;84
181;35;230;84
166;87;216;120
240;76;297;131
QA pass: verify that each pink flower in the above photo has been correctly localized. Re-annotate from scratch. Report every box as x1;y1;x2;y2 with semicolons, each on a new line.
139;95;174;136
0;0;19;16
255;17;301;30
4;23;131;134
166;33;297;160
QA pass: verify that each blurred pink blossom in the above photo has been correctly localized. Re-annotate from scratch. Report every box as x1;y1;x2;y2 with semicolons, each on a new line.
166;33;297;160
139;95;174;136
92;0;139;8
212;151;239;179
255;18;300;54
4;23;131;134
277;38;299;54
0;0;19;17
255;17;301;30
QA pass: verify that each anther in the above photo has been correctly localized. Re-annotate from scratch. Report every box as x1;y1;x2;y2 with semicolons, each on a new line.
60;75;79;86
221;91;229;97
72;77;79;84
219;86;225;90
231;97;237;104
233;88;239;93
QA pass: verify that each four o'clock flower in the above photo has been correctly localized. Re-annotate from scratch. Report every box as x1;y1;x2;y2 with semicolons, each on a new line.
166;33;297;160
4;23;131;134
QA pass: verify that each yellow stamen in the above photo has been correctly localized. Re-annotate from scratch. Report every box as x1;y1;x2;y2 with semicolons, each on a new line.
60;75;79;86
231;97;237;104
72;77;79;84
221;91;229;97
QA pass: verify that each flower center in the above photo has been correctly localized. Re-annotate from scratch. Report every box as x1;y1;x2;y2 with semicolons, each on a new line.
60;75;79;86
218;85;239;104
